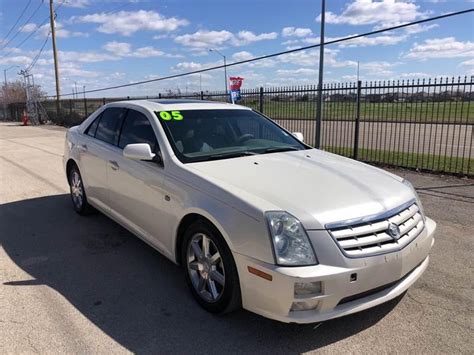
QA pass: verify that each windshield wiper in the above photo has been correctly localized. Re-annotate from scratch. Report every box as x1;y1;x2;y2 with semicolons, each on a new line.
204;150;258;161
261;146;301;154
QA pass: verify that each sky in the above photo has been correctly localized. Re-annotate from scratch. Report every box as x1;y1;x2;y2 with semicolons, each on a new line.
0;0;473;98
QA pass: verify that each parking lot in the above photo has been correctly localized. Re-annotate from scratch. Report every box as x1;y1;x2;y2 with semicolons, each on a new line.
0;122;472;354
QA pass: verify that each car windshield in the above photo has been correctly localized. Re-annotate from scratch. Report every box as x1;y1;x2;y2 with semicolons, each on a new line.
155;109;308;163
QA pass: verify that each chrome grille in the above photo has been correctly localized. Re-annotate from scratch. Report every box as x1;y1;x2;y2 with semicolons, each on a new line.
328;203;425;258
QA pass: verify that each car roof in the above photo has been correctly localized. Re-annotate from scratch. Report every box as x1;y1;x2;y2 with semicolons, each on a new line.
107;99;252;112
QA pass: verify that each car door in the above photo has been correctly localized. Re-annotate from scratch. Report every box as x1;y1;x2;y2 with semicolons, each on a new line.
79;107;126;210
106;108;170;254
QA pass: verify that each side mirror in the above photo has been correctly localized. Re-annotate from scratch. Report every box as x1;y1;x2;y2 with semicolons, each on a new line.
123;143;155;161
292;132;304;142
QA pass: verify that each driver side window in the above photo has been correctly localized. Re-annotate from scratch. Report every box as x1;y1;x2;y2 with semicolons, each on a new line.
118;109;159;152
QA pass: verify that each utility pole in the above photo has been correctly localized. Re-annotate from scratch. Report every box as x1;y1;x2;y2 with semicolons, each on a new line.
49;0;60;117
315;0;325;149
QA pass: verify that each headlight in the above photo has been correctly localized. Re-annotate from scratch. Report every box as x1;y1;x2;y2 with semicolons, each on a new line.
402;179;425;220
265;211;318;266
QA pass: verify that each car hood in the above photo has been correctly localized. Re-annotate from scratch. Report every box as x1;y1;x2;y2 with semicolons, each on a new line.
187;149;414;230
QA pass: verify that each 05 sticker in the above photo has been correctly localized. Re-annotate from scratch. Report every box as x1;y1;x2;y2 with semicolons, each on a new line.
158;111;184;121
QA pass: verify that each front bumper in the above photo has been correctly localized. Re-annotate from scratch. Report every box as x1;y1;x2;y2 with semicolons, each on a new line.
234;217;436;324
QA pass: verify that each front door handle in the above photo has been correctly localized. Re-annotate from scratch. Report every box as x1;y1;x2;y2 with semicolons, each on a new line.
108;160;119;171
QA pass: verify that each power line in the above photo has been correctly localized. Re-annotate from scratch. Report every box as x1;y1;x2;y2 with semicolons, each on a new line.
27;30;51;71
1;1;64;59
1;16;50;58
46;8;473;98
1;0;45;51
1;0;33;43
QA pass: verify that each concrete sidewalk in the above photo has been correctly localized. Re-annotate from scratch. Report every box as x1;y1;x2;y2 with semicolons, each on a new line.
0;122;472;354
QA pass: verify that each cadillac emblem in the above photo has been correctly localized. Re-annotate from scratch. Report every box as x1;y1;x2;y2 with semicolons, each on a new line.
387;223;401;240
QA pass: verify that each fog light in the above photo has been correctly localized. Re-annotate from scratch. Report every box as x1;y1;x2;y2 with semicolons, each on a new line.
290;299;319;312
294;281;322;296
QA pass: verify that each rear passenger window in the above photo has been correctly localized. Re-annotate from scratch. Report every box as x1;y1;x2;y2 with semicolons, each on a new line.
118;109;158;152
95;108;127;145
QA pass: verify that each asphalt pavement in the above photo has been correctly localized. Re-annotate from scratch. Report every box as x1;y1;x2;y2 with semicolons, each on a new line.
0;122;472;354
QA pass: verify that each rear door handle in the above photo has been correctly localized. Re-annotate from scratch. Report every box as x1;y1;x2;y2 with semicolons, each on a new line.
108;160;119;171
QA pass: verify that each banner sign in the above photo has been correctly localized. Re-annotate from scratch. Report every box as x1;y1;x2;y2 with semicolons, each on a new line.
229;76;244;103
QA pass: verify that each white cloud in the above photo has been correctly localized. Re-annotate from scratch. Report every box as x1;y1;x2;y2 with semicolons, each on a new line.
277;68;318;76
360;61;397;76
232;51;254;61
404;37;474;59
174;29;278;49
317;0;425;27
237;30;277;42
73;10;189;36
174;30;234;49
173;62;207;71
61;62;99;78
102;41;168;58
282;27;313;38
62;0;90;8
399;72;431;78
0;55;33;66
279;48;357;68
460;59;474;66
59;50;119;63
131;46;165;58
404;24;438;35
21;21;87;38
338;34;407;47
20;23;38;32
103;41;132;56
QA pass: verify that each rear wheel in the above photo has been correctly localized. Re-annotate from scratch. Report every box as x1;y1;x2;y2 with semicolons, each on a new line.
182;220;241;314
69;165;93;215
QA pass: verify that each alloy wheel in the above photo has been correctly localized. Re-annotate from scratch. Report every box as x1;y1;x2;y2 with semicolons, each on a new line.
70;170;84;209
187;233;226;303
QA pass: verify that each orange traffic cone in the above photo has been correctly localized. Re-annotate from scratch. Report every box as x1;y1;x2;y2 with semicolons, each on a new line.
21;110;29;126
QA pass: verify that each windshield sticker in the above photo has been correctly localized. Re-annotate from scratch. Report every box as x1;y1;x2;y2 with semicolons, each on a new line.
158;111;184;121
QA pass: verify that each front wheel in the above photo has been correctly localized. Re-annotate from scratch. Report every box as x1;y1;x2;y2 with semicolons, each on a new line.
182;220;241;314
69;165;93;215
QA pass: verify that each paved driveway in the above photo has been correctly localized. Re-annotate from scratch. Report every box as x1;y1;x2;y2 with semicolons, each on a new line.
0;122;472;354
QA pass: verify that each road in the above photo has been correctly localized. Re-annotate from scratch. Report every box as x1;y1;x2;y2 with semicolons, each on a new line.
0;122;473;354
275;119;473;159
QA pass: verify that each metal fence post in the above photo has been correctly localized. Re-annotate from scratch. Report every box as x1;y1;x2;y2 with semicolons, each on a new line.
200;91;204;100
259;87;264;113
353;80;362;160
83;96;88;118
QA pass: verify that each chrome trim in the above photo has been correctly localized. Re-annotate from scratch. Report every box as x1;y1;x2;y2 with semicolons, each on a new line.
325;199;417;230
326;200;425;259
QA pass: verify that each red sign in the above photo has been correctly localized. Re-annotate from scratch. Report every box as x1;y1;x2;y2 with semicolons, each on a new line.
229;77;244;91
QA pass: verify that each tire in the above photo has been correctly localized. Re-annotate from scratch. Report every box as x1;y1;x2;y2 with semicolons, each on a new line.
182;220;241;314
68;165;93;215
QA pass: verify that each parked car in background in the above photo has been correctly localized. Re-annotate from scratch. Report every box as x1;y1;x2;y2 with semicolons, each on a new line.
64;99;436;323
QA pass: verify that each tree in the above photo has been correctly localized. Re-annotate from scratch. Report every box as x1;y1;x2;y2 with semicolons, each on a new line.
0;80;47;105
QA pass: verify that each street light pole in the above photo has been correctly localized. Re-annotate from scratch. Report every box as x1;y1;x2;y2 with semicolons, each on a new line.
209;48;228;98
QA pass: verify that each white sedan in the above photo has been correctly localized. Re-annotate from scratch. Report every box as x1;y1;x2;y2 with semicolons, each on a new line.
64;99;436;323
